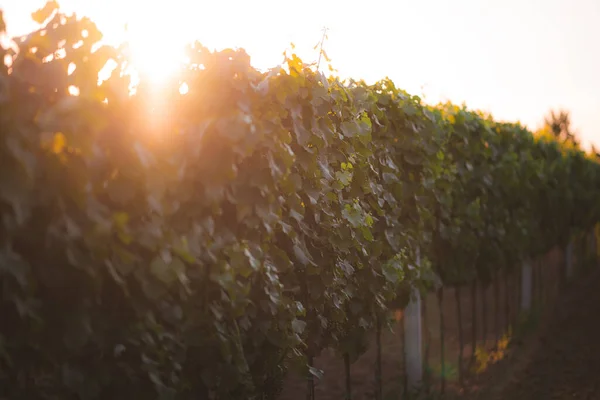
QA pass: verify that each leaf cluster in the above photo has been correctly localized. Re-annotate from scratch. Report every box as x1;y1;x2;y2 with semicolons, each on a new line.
1;4;599;399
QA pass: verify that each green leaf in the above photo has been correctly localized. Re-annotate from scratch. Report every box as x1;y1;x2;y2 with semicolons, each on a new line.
291;319;306;334
335;170;352;187
150;256;185;286
340;121;358;137
382;259;404;284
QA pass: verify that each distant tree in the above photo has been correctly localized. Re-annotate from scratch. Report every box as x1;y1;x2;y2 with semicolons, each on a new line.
543;108;579;146
591;144;600;160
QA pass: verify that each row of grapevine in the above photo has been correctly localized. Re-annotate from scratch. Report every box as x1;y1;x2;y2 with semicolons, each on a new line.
1;4;599;399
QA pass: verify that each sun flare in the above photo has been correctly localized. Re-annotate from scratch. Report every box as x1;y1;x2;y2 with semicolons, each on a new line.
128;42;184;85
123;15;187;86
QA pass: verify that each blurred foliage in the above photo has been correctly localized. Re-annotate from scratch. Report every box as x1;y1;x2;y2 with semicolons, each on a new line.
543;108;579;147
1;3;600;399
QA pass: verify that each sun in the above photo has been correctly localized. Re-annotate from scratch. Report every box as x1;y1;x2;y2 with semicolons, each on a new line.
128;37;185;85
123;17;187;86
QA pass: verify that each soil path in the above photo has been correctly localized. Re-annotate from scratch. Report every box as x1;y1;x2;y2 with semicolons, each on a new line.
469;267;600;400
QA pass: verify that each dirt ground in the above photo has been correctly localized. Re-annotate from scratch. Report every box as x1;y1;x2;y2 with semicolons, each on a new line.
464;254;600;400
279;246;568;400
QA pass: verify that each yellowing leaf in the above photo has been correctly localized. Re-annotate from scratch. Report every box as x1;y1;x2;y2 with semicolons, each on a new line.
52;132;66;154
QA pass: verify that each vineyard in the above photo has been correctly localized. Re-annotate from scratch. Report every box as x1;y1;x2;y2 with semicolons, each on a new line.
1;3;600;400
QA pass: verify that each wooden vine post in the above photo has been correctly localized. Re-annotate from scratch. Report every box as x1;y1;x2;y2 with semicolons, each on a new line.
344;353;351;400
455;285;464;388
521;259;533;313
403;250;424;392
591;225;598;267
375;315;383;400
593;227;598;267
504;271;510;331
470;280;478;364
481;283;488;349
422;293;431;390
438;288;446;394
493;271;500;343
566;238;574;280
403;289;423;391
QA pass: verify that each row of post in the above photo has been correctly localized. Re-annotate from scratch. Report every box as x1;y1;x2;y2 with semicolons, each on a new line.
403;228;597;392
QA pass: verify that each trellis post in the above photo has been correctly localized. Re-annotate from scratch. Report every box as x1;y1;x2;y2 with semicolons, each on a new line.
403;249;423;391
521;259;533;312
565;239;574;279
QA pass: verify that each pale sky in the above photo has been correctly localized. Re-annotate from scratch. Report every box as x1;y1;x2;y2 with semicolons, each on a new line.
2;0;599;149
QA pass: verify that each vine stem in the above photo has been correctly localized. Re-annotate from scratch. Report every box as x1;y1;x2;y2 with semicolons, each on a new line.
481;283;488;350
423;294;431;391
470;280;477;366
516;264;522;326
301;272;315;400
344;353;351;400
455;285;464;389
538;258;544;309
504;270;510;332
493;271;500;344
375;314;382;400
307;354;315;400
437;288;445;395
401;309;407;398
315;27;329;71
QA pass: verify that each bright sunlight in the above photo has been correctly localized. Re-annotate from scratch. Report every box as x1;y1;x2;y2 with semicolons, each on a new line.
122;10;186;85
2;0;600;147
